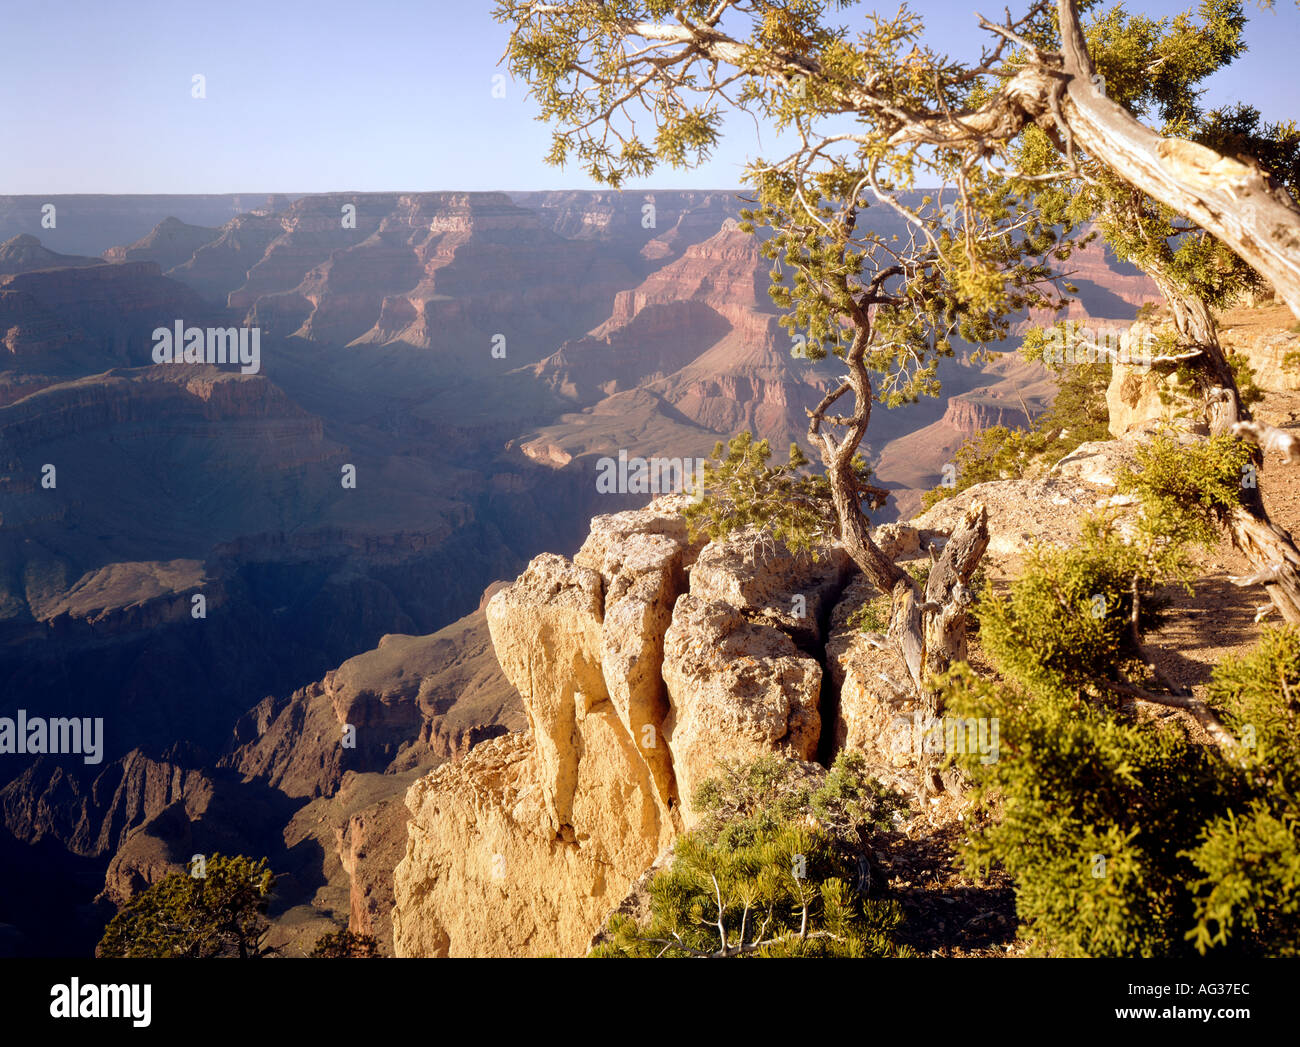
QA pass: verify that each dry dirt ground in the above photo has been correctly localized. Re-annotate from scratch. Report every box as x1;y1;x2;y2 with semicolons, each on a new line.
882;375;1300;956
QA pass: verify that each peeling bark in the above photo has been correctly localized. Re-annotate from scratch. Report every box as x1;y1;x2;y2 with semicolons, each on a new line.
923;503;991;689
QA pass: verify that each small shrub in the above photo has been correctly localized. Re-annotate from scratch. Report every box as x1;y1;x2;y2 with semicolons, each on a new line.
591;754;910;957
311;929;381;958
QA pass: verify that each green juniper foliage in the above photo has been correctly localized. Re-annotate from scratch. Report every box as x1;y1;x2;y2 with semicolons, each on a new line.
941;433;1299;956
945;660;1232;956
98;854;274;959
947;626;1300;957
1117;430;1255;550
682;432;882;554
1190;629;1300;955
974;516;1185;696
591;753;911;957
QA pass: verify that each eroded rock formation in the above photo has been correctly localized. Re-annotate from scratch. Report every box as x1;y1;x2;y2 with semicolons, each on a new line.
391;498;925;955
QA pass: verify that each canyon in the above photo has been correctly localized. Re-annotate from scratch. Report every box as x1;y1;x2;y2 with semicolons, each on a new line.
0;190;1158;954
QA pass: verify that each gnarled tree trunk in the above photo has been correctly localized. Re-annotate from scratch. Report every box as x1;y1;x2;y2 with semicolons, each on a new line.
1050;0;1300;322
1140;268;1300;624
810;325;989;725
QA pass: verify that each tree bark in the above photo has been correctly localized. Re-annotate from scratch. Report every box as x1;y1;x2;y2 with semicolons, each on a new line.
1139;269;1300;623
1051;0;1300;322
923;503;991;689
1226;506;1300;624
810;325;989;715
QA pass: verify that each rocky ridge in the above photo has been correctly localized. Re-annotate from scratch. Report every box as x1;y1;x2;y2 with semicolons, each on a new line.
389;437;1128;955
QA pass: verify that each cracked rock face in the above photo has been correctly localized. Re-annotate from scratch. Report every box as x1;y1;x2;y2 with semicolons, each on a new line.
484;552;607;832
662;594;822;825
392;501;693;957
573;495;704;574
688;531;853;649
394;495;998;954
593;532;684;809
390;499;835;954
824;576;920;792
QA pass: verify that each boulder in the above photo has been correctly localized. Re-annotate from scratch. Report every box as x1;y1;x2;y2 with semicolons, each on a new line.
688;530;853;649
661;594;822;824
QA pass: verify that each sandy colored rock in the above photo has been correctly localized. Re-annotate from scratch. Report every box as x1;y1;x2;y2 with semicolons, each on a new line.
1218;304;1300;392
662;594;822;824
1103;321;1213;438
824;576;923;790
485;553;606;830
1047;439;1132;487
574;494;705;573
689;530;853;648
395;546;678;957
912;449;1130;564
390;727;664;957
595;532;685;810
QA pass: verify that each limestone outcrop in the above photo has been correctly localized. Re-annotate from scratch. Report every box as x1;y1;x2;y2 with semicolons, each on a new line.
390;433;1140;956
913;440;1135;562
687;534;852;649
823;576;922;794
1219;306;1300;392
392;503;700;956
662;594;823;822
391;500;852;955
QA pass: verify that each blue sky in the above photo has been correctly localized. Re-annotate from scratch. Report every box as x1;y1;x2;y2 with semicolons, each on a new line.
3;0;1297;194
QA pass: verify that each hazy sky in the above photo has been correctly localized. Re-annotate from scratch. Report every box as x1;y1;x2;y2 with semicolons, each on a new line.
4;0;1297;194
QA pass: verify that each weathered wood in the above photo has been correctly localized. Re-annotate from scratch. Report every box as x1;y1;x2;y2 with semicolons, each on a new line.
808;323;988;711
923;502;991;687
1227;505;1300;625
1052;0;1300;321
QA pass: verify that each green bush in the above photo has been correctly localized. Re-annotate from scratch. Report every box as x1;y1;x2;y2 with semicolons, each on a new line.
591;753;911;957
1118;430;1253;550
684;432;881;554
98;854;274;958
940;436;1300;956
1188;629;1300;955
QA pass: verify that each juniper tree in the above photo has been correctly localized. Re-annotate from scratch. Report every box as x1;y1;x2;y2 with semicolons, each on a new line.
97;854;275;959
944;436;1300;954
497;0;1300;716
496;0;1300;308
498;0;1081;713
1013;0;1300;622
591;753;911;957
